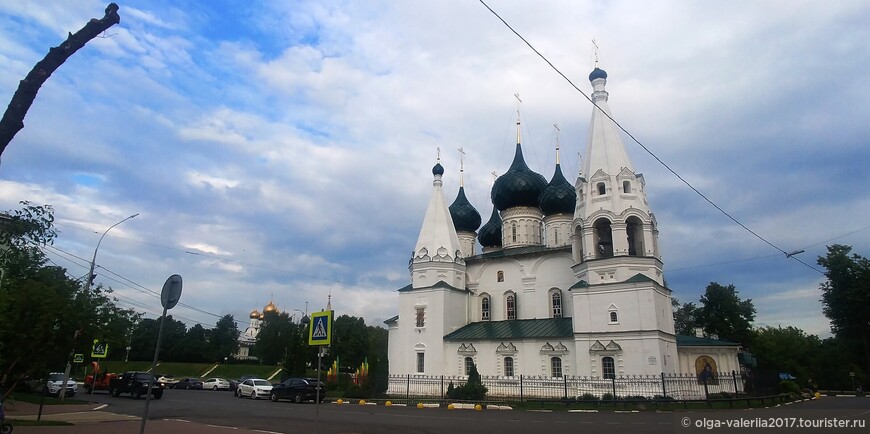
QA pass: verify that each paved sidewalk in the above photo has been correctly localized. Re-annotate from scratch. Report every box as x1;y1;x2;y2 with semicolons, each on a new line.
4;401;277;434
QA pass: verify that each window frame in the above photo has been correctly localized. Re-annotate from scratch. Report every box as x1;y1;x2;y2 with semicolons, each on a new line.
481;295;491;321
415;307;425;328
551;356;563;378
416;352;425;373
464;357;474;376
602;356;616;379
506;293;517;320
504;356;514;377
551;290;563;318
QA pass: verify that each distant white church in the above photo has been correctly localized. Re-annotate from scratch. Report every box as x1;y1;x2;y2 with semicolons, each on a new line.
386;67;740;379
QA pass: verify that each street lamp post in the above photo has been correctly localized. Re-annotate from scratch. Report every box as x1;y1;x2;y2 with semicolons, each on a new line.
86;213;139;290
63;213;137;401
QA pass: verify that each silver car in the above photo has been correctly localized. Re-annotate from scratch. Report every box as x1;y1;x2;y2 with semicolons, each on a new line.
203;377;230;390
46;372;77;397
236;378;272;399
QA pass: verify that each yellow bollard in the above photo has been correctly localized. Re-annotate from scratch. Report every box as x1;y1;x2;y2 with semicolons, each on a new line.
474;404;482;411
385;401;392;407
814;392;821;399
359;399;366;405
336;399;343;405
417;402;424;409
447;403;455;410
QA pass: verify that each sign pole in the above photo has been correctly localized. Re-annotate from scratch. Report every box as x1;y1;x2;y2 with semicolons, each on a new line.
308;310;333;434
139;274;182;434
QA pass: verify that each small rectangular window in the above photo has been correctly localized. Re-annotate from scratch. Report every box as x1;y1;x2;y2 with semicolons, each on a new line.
416;353;425;373
415;307;425;327
504;357;514;377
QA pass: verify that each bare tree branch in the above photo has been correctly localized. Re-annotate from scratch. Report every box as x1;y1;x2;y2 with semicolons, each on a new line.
0;3;121;163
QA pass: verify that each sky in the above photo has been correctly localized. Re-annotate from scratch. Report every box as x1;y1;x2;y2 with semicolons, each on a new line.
1;0;868;338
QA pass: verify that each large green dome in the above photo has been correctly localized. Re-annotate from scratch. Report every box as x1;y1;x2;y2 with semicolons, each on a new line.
491;143;547;211
478;206;502;248
449;186;481;232
540;163;576;216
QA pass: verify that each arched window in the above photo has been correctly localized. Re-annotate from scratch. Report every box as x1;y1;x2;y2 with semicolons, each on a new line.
511;222;517;242
593;218;613;258
481;295;490;321
602;356;615;379
551;290;562;318
497;271;504;282
623;181;631;193
609;310;618;323
554;229;558;245
504;357;515;377
597;182;606;195
464;356;474;375
506;293;517;320
551;357;563;378
626;216;644;257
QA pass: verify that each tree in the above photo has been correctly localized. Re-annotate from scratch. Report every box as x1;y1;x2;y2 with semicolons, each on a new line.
209;314;240;362
128;316;186;362
255;311;295;365
818;244;870;384
672;298;699;335
752;326;822;385
695;282;756;346
0;3;121;160
0;202;137;397
331;315;369;371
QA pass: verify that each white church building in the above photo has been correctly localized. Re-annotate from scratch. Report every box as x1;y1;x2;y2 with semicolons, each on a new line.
386;67;741;380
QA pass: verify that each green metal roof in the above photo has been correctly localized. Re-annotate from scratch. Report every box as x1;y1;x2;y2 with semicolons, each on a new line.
467;245;570;263
383;315;398;325
675;335;740;347
444;318;573;341
397;280;468;293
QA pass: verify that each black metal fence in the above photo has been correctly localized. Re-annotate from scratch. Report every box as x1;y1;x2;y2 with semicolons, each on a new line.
387;371;744;401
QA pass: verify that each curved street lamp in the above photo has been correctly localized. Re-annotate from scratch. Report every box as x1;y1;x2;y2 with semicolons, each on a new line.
86;213;138;290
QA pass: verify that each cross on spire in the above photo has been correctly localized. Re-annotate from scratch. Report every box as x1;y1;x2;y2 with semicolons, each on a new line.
554;123;561;165
458;147;466;187
592;39;600;68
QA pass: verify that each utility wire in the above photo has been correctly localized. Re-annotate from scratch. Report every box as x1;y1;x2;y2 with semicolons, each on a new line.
477;0;824;274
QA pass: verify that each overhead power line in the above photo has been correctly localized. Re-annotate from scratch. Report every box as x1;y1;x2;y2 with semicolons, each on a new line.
477;0;824;274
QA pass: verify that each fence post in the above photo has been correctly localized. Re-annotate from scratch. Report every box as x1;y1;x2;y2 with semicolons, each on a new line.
611;376;616;399
661;372;667;397
520;375;524;403
731;370;739;398
563;375;568;400
703;376;710;401
406;374;410;402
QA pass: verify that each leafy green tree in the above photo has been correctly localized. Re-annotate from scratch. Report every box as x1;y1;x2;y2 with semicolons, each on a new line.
129;316;187;362
672;297;699;335
0;202;137;396
331;315;369;370
255;311;294;365
818;245;870;385
209;314;240;362
696;282;756;346
751;326;822;385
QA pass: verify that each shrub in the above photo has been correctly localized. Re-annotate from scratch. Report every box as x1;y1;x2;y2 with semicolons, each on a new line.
579;392;598;401
447;363;487;401
779;380;801;397
601;393;616;401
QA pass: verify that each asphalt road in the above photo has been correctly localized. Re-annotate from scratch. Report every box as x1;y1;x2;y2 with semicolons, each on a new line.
80;389;869;434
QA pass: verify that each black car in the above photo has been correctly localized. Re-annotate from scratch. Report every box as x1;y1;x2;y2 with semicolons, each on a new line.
174;378;203;390
229;374;257;393
268;378;324;403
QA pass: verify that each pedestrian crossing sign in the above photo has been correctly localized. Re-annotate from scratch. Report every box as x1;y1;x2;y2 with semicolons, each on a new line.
308;310;333;346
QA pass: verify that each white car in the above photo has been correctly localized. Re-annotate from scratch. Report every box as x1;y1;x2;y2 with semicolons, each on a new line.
46;372;77;397
203;377;230;391
236;378;272;399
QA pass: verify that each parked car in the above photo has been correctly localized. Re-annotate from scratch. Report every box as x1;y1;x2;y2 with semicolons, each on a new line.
268;378;324;403
45;372;77;397
203;378;230;391
109;371;164;399
236;378;272;399
174;378;203;390
157;374;178;388
229;374;257;392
